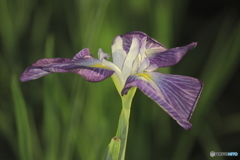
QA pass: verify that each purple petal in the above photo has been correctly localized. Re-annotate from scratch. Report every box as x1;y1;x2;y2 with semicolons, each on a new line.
20;48;114;82
148;42;197;68
122;72;203;130
20;58;72;82
120;31;167;54
72;48;94;60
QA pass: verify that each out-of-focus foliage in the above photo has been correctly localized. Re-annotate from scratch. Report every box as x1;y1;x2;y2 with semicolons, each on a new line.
0;0;240;159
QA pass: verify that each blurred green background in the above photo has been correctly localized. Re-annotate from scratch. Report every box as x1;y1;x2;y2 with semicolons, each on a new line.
0;0;240;159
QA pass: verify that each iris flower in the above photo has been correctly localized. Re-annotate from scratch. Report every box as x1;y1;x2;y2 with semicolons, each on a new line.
20;31;203;130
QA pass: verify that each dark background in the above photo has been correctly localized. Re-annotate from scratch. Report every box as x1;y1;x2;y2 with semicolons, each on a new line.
0;0;240;159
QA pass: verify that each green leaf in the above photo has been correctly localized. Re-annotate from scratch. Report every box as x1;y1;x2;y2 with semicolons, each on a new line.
104;137;121;160
11;75;34;160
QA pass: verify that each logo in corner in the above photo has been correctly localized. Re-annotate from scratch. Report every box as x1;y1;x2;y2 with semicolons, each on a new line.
210;151;215;157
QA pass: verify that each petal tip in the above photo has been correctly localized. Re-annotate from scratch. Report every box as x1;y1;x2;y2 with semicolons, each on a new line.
177;121;192;130
189;42;198;49
19;75;27;82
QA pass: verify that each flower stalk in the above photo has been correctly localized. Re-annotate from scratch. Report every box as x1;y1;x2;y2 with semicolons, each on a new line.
117;87;136;160
104;74;136;160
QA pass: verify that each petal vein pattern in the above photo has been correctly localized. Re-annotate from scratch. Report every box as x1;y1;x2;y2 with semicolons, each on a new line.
122;72;203;130
20;48;114;82
148;42;197;67
120;31;167;54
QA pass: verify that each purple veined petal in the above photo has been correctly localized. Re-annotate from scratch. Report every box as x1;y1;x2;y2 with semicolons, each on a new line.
148;42;197;68
20;58;71;82
120;31;167;54
122;72;203;130
20;48;114;82
72;48;94;60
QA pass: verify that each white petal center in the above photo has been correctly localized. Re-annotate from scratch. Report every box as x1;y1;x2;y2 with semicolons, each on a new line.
100;36;150;88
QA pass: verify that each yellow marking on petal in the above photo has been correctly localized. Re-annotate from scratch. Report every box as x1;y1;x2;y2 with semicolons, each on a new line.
89;64;112;70
136;73;152;81
136;72;160;95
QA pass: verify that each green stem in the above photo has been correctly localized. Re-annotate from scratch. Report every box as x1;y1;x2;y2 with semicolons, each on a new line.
104;75;136;160
116;87;136;160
